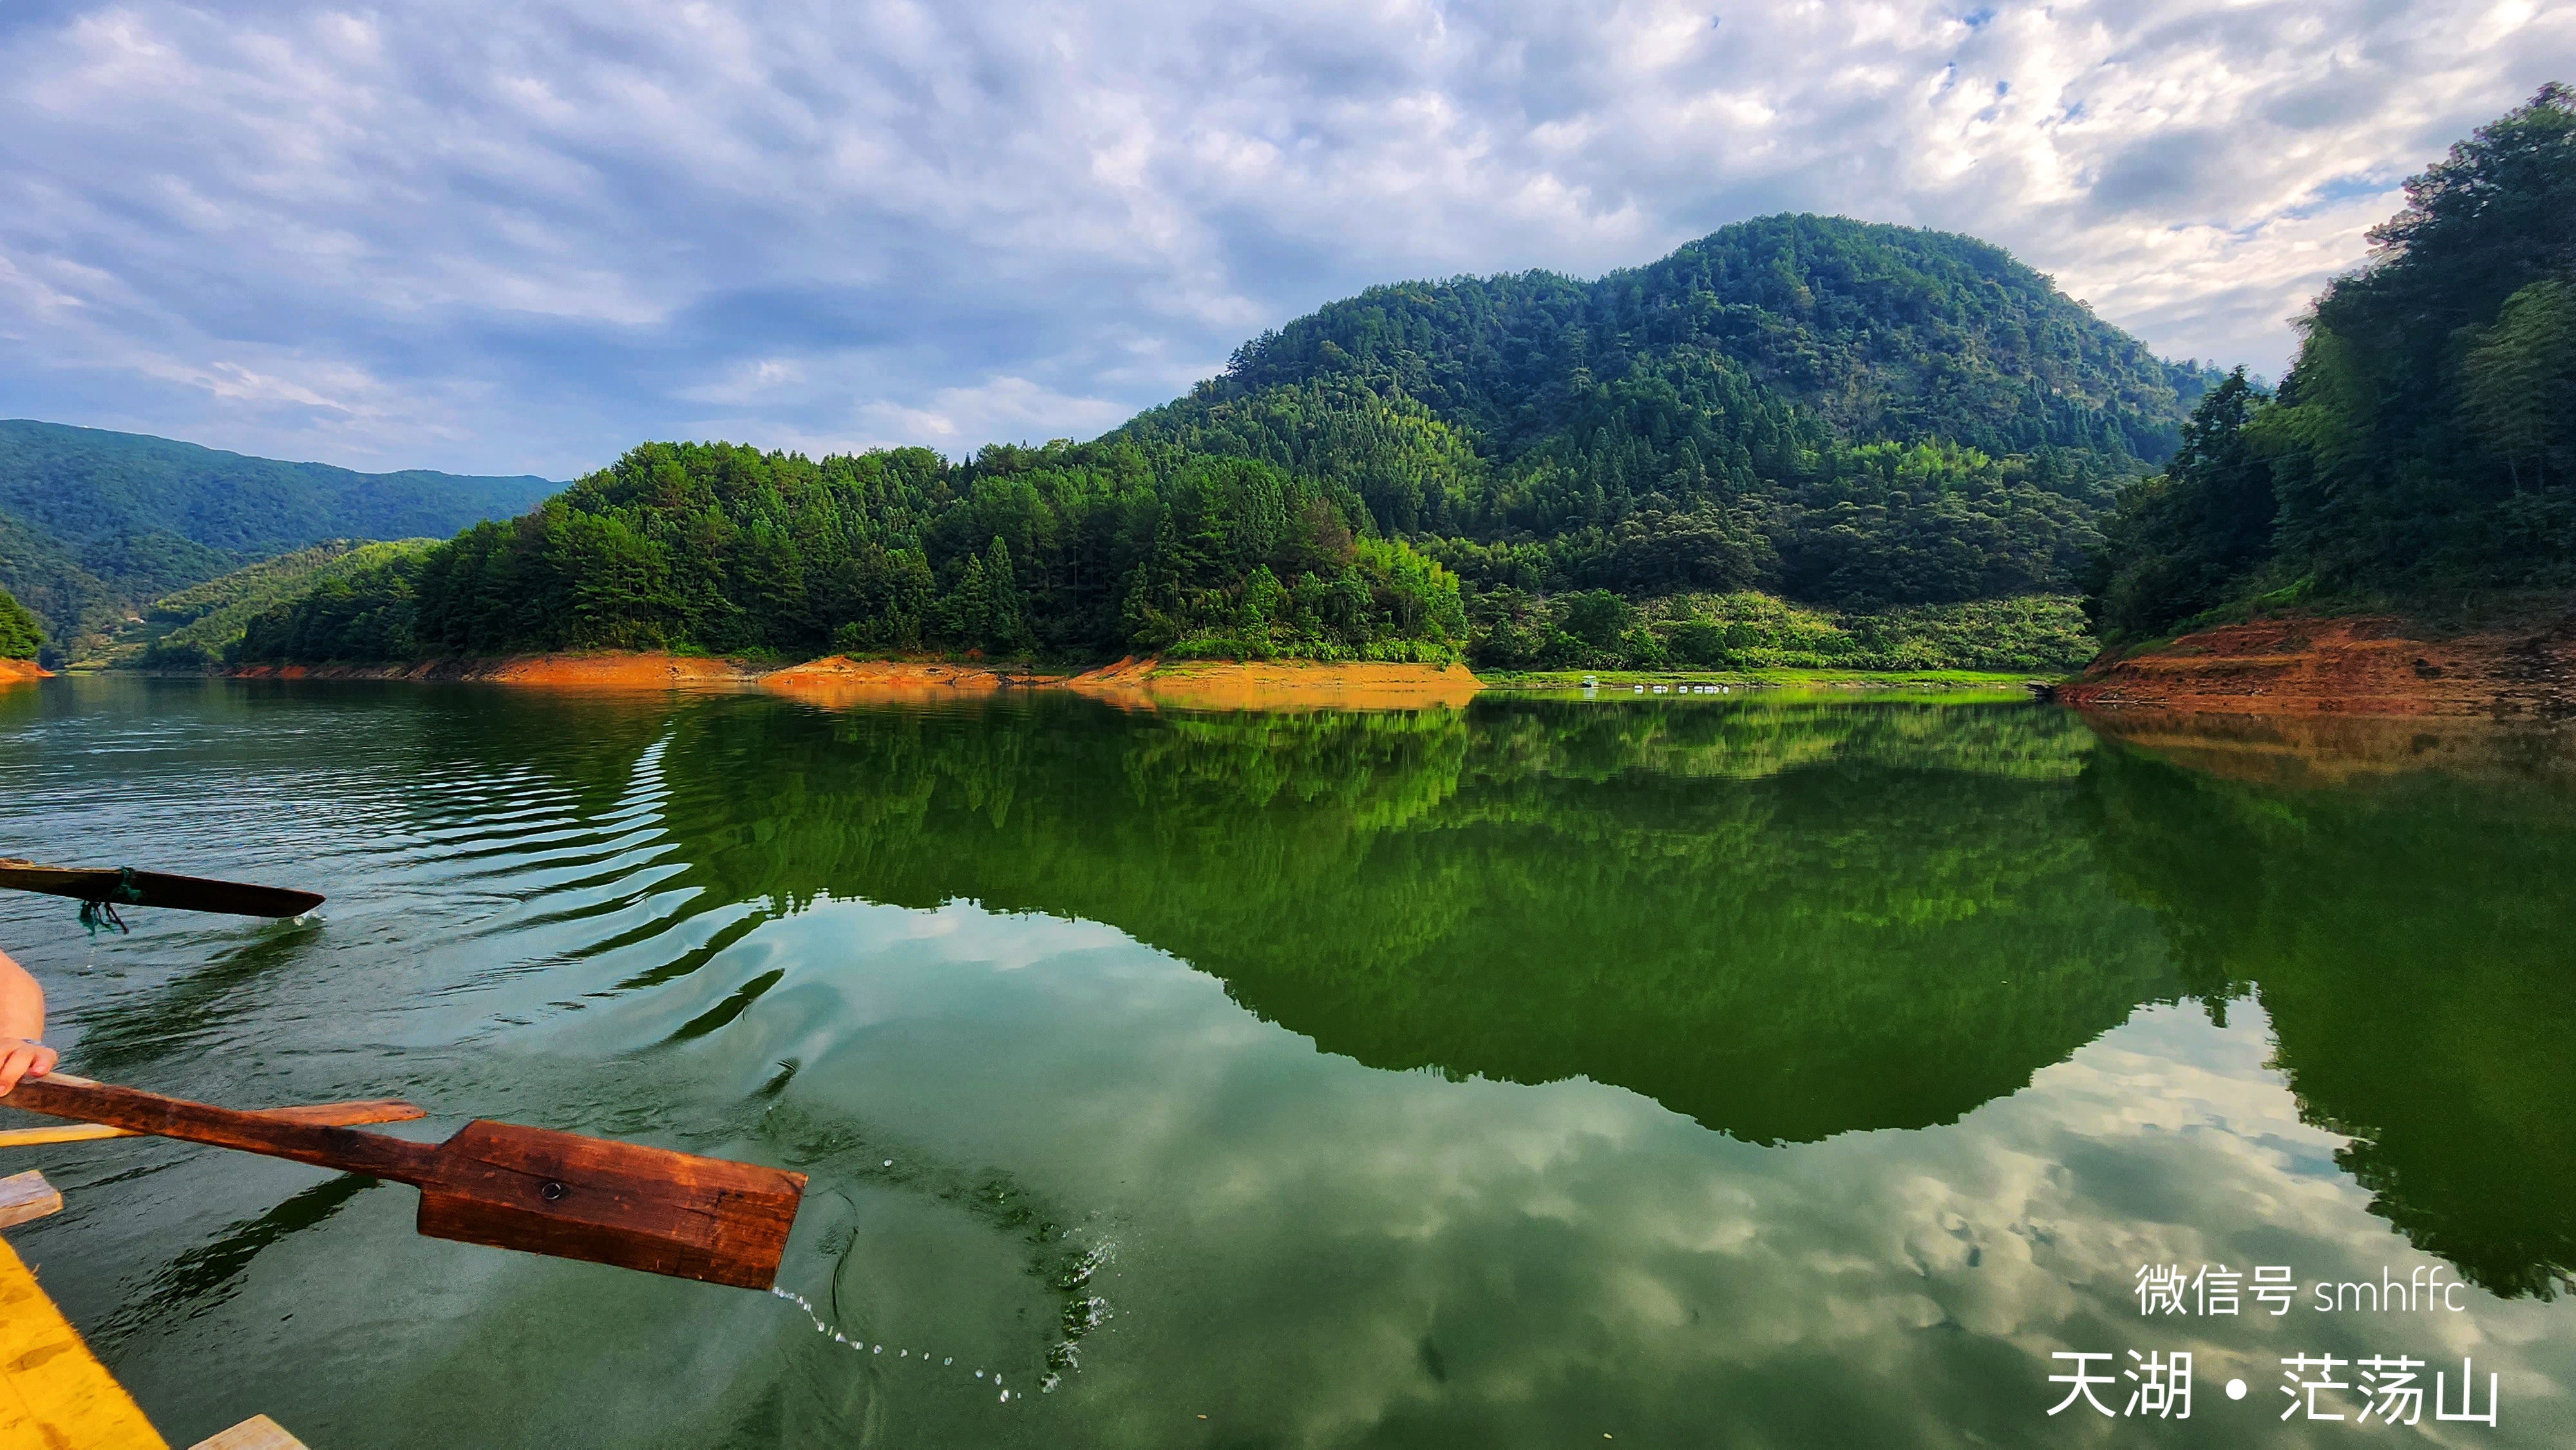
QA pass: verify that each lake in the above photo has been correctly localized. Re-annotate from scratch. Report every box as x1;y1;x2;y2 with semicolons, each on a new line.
3;677;2571;1447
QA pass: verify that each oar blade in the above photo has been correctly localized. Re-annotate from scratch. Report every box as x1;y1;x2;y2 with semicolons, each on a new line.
414;1122;805;1290
123;870;325;919
0;860;323;919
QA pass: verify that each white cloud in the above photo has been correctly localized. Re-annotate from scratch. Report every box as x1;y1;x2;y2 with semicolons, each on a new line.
513;894;2576;1445
1;0;2569;474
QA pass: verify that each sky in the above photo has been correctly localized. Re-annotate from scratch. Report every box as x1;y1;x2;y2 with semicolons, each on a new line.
1;1;2569;480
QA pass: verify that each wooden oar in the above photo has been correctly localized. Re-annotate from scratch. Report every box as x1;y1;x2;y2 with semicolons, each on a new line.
0;1097;424;1149
0;858;323;920
4;1075;805;1289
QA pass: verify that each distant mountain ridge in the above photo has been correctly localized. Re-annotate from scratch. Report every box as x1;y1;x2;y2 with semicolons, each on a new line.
0;420;556;656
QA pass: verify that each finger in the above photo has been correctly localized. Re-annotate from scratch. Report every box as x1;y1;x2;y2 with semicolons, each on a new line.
0;1044;44;1093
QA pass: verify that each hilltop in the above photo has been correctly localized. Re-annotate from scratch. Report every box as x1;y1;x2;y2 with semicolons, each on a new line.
1130;213;2210;517
1122;213;2213;574
0;420;556;659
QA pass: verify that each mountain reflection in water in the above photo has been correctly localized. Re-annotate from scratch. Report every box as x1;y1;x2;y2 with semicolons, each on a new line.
654;695;2181;1146
648;691;2572;1299
2;679;2570;1448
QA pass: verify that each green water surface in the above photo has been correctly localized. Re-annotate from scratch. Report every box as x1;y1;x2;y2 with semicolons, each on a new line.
1;679;2570;1447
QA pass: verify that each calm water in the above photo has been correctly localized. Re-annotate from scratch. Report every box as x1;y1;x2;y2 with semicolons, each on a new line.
2;678;2571;1448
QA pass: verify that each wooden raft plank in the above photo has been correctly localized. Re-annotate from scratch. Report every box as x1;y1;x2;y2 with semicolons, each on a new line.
0;1169;64;1230
187;1415;310;1449
0;1227;171;1449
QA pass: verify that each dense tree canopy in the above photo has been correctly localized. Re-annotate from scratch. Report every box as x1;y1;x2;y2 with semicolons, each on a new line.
0;587;40;661
2087;85;2576;644
239;442;1467;665
1160;214;2208;471
2081;372;2281;641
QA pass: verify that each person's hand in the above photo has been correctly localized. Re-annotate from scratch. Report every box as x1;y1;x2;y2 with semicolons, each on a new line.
0;1037;56;1096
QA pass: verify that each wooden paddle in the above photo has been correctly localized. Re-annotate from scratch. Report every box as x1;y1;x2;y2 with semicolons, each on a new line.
0;1097;424;1149
0;858;323;920
3;1075;805;1289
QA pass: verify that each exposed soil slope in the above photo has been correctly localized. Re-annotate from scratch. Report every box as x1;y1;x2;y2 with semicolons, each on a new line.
2058;612;2576;719
0;659;50;684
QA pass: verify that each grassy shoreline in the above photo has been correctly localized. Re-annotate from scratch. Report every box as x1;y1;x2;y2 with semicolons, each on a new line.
1477;666;2058;690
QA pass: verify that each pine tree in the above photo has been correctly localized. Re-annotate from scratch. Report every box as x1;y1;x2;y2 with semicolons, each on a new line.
2462;280;2576;491
0;587;43;661
981;535;1025;654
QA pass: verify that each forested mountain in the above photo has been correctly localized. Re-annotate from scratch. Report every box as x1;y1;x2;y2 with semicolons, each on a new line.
2087;85;2576;644
243;215;2217;671
0;420;555;658
87;539;438;670
1121;214;2216;603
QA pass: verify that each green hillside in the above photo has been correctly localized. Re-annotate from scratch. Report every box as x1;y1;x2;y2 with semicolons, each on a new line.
1144;214;2208;472
0;420;556;659
83;539;440;670
2087;85;2576;643
237;443;1468;666
1121;214;2218;597
242;216;2215;670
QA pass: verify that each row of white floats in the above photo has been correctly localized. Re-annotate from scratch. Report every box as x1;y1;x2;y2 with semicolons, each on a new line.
1580;677;1736;695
